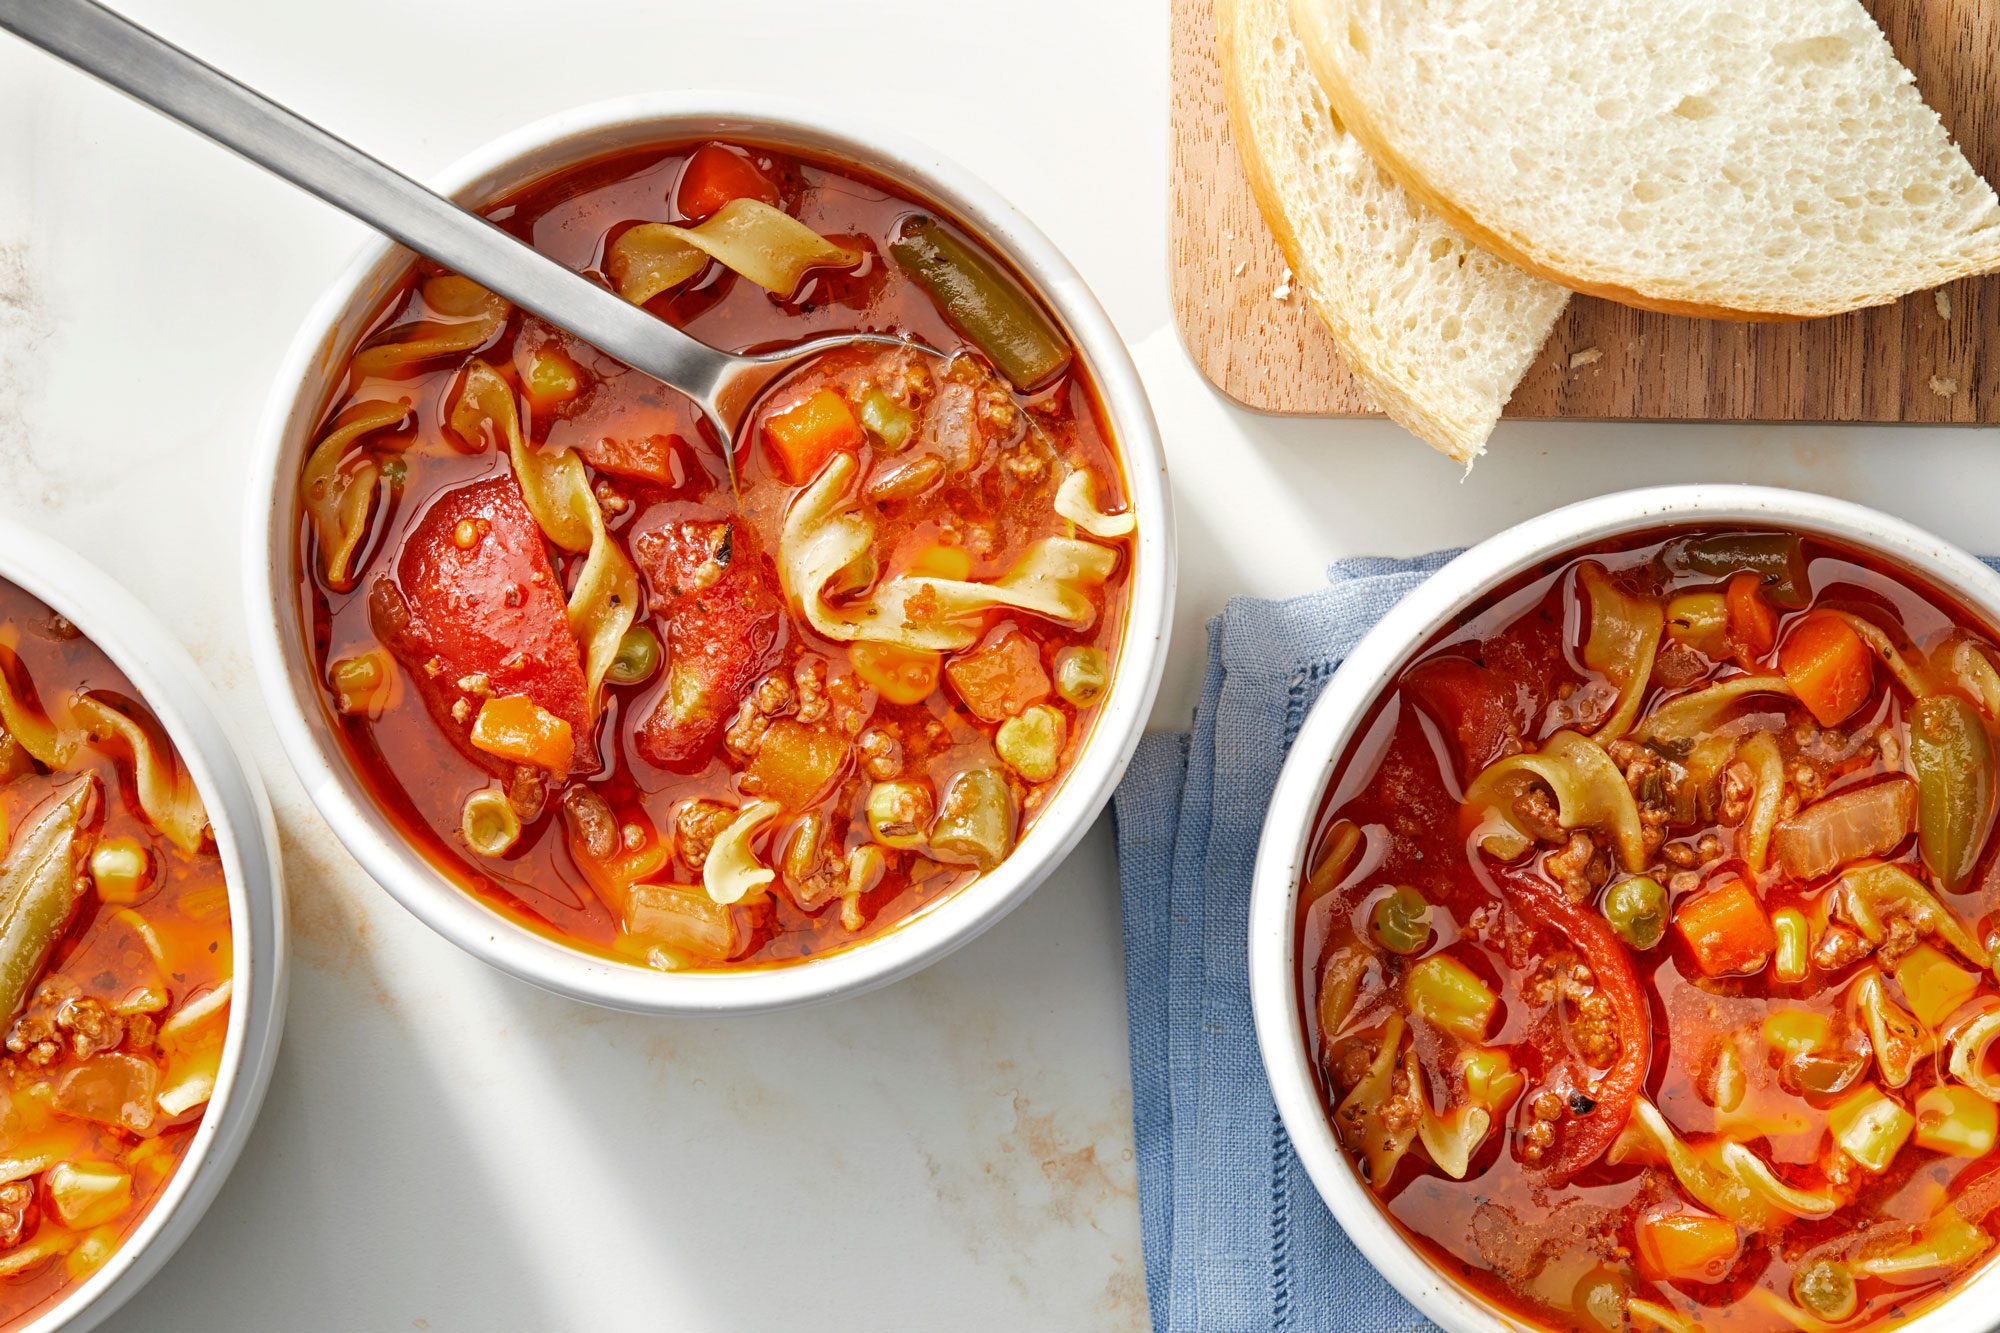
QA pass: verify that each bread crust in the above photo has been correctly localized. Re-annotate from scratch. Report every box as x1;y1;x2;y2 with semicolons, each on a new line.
1220;0;1490;459
1287;0;2000;321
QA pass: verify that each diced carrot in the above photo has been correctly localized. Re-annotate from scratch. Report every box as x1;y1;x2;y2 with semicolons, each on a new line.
1636;1211;1740;1283
1675;878;1775;977
1779;611;1874;727
1725;571;1779;668
764;389;865;485
469;694;575;774
676;143;779;222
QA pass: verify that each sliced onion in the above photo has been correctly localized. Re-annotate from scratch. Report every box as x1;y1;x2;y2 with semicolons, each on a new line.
1774;777;1917;880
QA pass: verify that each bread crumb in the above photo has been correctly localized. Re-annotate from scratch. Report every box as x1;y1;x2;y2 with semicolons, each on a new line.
1273;266;1294;301
1936;289;1953;321
1930;375;1959;398
1569;347;1602;369
1232;261;1248;278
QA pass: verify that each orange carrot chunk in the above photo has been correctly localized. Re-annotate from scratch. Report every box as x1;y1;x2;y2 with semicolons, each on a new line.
764;389;865;485
1725;571;1779;668
1675;878;1774;977
1780;611;1874;727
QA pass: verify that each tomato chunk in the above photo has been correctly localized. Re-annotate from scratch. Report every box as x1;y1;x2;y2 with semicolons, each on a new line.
1780;611;1874;727
1491;864;1651;1184
676;143;780;222
632;518;785;771
1403;656;1521;782
1675;878;1775;977
370;474;589;772
764;389;864;485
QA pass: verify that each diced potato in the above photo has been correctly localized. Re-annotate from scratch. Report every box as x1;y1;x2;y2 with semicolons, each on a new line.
867;781;935;850
1403;955;1497;1043
931;768;1016;870
850;642;941;706
89;837;153;905
995;705;1067;783
46;1160;132;1230
1636;1211;1739;1283
944;632;1051;723
1828;1084;1915;1172
1897;944;1979;1028
1915;1085;1999;1157
469;695;574;773
1762;1009;1831;1057
742;721;849;810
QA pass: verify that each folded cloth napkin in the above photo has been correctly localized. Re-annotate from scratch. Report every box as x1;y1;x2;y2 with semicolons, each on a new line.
1115;553;1459;1333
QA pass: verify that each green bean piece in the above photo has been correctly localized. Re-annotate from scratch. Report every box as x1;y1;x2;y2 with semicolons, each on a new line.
0;775;94;1025
1793;1259;1858;1323
1910;694;1996;891
1602;874;1668;950
930;767;1016;870
858;390;916;453
889;218;1074;392
1666;533;1811;607
1054;646;1109;707
1369;886;1432;956
608;626;662;686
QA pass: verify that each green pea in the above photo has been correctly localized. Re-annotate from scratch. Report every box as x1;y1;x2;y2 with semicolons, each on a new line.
1602;875;1668;950
608;626;662;686
1370;886;1431;956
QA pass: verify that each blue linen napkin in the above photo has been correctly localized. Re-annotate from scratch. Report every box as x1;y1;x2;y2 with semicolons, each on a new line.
1114;553;1459;1333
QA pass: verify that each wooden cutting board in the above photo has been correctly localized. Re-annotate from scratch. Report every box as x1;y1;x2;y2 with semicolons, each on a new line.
1170;0;2000;422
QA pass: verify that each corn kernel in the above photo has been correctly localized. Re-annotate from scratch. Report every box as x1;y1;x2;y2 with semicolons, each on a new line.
1762;1008;1831;1057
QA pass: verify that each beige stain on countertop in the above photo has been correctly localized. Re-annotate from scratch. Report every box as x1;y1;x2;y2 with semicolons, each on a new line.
0;243;66;511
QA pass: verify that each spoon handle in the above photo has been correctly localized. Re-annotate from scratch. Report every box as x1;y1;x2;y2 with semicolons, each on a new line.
0;0;736;403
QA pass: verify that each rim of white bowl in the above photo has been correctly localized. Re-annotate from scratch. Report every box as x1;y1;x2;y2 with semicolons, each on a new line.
243;92;1174;1015
1250;485;2000;1333
0;519;285;1333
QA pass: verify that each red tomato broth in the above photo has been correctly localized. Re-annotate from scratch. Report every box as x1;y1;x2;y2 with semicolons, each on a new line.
0;583;233;1327
1295;529;2000;1332
297;141;1132;970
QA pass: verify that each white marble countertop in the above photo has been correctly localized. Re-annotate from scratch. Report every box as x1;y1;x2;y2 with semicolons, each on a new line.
1;1;1996;1328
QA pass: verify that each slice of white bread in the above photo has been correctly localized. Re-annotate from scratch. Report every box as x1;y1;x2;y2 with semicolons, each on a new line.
1219;0;1567;463
1289;0;2000;320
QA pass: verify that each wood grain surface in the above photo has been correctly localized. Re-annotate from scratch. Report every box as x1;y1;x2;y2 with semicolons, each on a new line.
1169;0;2000;422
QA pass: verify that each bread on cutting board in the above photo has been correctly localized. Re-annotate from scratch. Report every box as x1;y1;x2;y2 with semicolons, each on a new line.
1218;0;1568;462
1287;0;2000;320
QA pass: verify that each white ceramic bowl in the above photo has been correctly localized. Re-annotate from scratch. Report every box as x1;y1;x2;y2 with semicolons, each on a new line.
245;93;1173;1015
0;519;285;1332
1249;485;2000;1333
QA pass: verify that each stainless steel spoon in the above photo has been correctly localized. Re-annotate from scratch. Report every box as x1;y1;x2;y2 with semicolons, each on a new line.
0;0;911;486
